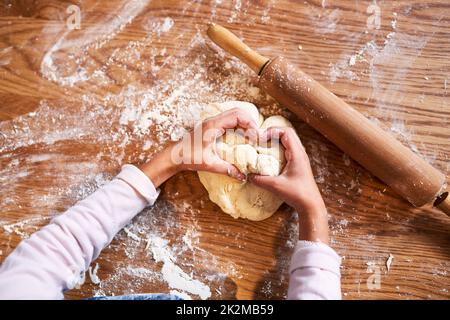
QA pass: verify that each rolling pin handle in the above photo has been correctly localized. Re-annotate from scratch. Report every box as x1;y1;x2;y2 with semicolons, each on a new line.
207;23;270;74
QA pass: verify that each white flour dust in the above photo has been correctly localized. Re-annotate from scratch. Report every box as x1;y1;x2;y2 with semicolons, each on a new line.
88;263;101;285
325;12;448;172
147;235;211;300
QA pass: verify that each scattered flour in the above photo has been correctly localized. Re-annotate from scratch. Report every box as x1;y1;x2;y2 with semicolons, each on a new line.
88;263;101;285
147;236;211;300
123;227;141;242
1;216;52;238
228;0;242;23
143;17;174;36
307;5;341;34
125;266;160;279
386;254;394;272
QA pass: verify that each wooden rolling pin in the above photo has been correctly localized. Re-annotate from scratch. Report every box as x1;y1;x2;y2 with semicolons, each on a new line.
207;23;450;216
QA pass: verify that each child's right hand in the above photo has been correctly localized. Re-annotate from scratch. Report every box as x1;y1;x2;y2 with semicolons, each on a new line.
249;127;325;212
249;127;329;243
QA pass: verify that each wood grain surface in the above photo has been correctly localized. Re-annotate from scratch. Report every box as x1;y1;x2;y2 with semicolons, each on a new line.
0;0;449;300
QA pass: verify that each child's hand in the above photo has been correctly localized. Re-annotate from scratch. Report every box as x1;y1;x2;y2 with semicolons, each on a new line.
249;127;324;212
175;107;259;179
249;127;329;243
140;108;258;188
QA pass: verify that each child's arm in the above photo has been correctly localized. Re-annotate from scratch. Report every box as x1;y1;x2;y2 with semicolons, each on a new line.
250;128;341;300
0;108;258;299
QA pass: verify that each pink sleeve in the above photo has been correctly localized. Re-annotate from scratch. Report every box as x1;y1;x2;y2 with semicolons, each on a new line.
287;240;342;300
0;165;159;300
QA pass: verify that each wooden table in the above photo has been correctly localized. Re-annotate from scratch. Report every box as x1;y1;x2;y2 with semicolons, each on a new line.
0;0;449;300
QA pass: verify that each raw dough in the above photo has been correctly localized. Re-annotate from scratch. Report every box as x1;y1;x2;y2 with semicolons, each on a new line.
198;101;294;221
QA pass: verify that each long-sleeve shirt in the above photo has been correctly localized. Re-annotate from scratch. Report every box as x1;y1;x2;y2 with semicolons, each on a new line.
0;165;341;300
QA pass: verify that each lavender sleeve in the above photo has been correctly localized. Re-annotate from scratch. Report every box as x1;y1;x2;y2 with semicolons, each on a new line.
0;165;159;299
287;240;342;300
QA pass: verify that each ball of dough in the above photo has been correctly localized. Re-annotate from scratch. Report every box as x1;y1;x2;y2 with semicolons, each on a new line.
198;101;295;221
